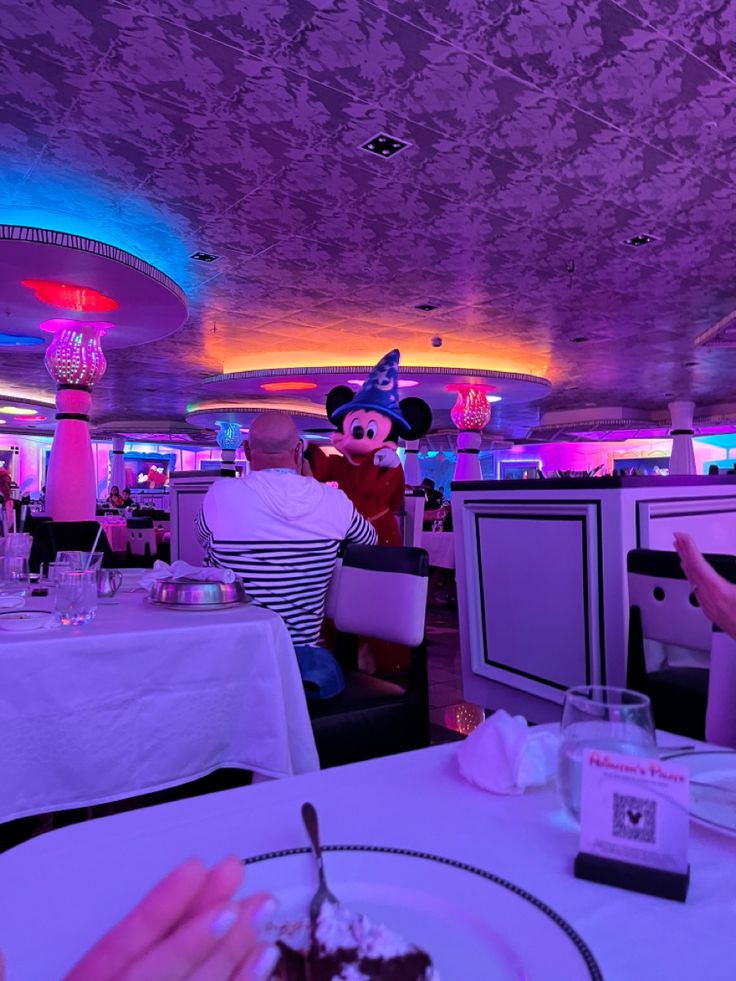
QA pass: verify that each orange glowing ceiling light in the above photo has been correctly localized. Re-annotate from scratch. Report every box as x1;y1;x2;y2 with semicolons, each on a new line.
260;381;318;392
22;279;120;313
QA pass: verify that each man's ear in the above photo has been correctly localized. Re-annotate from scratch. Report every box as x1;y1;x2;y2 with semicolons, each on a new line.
326;386;355;425
399;398;433;439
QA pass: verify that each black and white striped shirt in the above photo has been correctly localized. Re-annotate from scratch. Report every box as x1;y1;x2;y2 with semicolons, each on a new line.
196;470;376;645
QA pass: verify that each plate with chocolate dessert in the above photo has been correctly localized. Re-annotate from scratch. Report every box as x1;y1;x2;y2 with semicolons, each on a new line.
243;845;602;980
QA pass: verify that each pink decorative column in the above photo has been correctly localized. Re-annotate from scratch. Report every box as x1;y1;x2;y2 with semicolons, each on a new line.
110;435;126;493
449;385;491;482
42;319;112;520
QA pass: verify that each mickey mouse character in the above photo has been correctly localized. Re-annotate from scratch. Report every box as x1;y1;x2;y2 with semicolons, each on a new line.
306;349;432;546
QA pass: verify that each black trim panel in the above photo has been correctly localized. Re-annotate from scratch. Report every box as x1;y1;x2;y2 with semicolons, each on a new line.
474;511;592;691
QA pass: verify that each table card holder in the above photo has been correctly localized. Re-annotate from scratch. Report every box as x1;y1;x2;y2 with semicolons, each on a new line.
574;748;690;902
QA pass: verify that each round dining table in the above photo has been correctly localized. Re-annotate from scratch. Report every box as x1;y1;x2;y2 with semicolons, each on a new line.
0;584;318;825
0;734;733;980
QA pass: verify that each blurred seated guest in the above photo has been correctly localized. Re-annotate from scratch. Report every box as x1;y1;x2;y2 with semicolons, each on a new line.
121;487;135;509
0;463;11;504
708;464;720;476
420;478;443;510
36;857;276;981
197;412;376;697
107;485;124;508
674;532;736;639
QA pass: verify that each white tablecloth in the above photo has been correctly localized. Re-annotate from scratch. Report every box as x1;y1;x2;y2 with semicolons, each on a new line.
420;530;455;569
1;740;733;980
0;591;318;822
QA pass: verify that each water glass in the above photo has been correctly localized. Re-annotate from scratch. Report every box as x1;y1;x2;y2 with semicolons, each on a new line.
3;533;32;558
0;555;30;597
558;685;656;821
56;550;104;572
55;569;98;625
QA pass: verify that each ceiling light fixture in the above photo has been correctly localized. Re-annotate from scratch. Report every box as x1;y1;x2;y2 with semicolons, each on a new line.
348;378;418;389
360;133;410;158
415;303;439;312
623;234;657;247
0;332;44;347
260;381;318;392
572;337;588;343
0;405;36;415
190;251;220;263
21;279;119;313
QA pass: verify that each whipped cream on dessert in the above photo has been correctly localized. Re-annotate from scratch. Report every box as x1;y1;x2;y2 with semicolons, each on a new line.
270;900;438;980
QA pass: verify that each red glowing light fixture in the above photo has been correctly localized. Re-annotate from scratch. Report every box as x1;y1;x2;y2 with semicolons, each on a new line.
22;279;119;313
447;384;492;431
260;381;318;392
13;414;46;422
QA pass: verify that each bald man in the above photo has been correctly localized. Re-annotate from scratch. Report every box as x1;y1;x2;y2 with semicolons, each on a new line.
196;412;377;697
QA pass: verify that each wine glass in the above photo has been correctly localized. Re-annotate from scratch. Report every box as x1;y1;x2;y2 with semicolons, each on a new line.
558;685;656;821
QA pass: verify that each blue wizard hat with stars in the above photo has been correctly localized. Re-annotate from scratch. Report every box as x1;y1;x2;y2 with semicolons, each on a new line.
332;349;411;435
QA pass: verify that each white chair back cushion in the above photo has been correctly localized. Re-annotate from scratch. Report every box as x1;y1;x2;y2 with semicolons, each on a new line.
706;631;736;748
628;572;712;652
331;545;429;648
324;556;342;621
128;528;157;556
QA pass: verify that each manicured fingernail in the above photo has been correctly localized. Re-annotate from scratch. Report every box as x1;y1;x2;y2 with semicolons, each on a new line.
251;897;278;930
210;906;238;937
249;944;281;980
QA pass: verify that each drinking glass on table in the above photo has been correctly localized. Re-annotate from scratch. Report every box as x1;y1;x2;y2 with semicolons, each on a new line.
54;569;98;625
0;555;30;598
558;685;656;821
57;550;104;572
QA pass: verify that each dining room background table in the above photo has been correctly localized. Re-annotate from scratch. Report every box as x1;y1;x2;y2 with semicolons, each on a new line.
0;736;733;980
0;584;319;824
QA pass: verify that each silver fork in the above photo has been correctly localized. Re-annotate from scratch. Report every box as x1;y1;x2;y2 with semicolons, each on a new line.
301;802;339;927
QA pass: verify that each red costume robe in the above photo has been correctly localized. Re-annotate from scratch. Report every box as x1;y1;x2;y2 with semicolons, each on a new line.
308;449;405;546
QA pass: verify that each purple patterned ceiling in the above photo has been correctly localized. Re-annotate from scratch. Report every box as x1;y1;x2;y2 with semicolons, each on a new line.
1;0;736;434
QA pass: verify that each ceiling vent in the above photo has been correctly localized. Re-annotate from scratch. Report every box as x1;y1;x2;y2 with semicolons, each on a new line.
415;302;439;312
623;234;657;247
360;133;410;158
190;251;220;263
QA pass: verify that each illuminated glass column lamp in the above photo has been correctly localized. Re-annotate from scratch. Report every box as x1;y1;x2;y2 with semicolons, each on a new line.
216;421;244;477
42;319;112;520
449;385;493;482
668;400;696;475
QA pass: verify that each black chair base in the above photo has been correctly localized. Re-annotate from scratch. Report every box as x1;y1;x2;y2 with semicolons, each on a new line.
308;636;430;769
646;668;709;741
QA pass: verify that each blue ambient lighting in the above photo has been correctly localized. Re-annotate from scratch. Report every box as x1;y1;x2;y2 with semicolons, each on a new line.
0;165;193;293
0;333;44;347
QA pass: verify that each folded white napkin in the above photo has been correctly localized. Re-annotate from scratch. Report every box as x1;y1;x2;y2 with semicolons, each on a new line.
457;710;559;795
139;560;236;590
0;593;24;611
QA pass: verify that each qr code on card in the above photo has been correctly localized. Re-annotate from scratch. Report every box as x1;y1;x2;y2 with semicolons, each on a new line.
612;792;657;844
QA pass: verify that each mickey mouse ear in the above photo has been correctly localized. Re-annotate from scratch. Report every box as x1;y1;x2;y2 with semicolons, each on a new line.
325;385;355;423
398;397;432;439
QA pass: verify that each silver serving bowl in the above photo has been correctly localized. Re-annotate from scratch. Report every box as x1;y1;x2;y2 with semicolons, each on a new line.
150;578;247;607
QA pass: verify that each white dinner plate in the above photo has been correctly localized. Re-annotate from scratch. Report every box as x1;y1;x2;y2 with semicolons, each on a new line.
664;750;736;836
0;610;53;631
241;846;602;980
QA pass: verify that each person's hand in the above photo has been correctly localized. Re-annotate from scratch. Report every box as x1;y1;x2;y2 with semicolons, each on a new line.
374;447;400;469
63;857;279;981
673;532;736;639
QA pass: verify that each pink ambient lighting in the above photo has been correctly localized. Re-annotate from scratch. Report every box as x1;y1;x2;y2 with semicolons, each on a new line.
13;414;46;422
22;279;119;313
260;381;318;392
